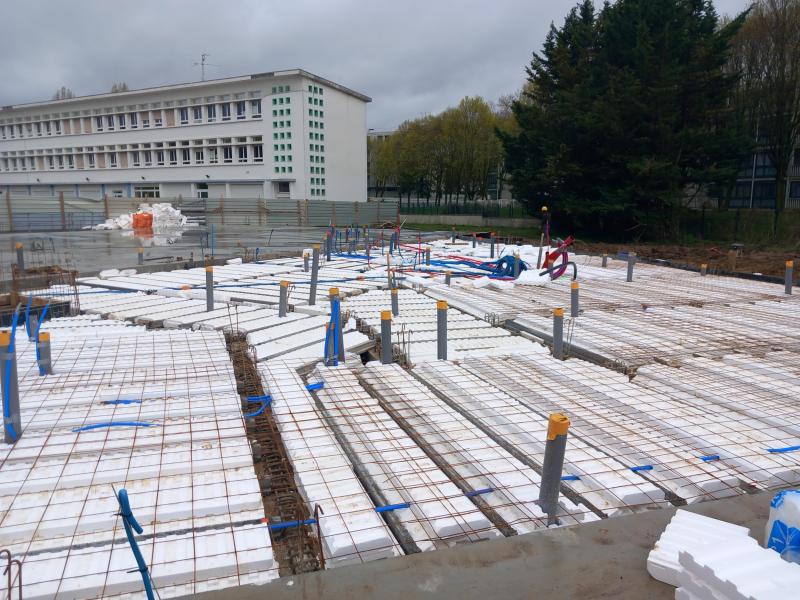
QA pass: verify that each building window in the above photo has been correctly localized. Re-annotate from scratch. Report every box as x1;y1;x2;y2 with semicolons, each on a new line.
112;189;123;198
179;108;189;125
143;118;150;128
130;113;138;128
253;145;263;162
155;116;162;127
207;105;216;122
182;148;191;164
134;185;160;198
208;148;218;163
156;150;164;165
88;154;95;168
789;181;800;199
0;126;5;139
194;149;204;164
223;146;233;163
95;116;103;131
132;151;140;166
118;114;126;129
106;115;115;130
35;123;41;136
278;181;290;193
109;152;118;167
144;151;152;166
251;99;262;117
67;155;74;169
221;103;231;121
237;146;248;162
47;156;54;169
193;106;202;122
169;149;177;165
236;101;246;119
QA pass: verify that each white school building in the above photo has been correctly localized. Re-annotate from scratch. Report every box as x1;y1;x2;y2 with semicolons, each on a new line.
0;69;370;201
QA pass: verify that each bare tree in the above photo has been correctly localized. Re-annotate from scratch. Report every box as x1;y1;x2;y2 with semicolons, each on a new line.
52;86;75;100
110;82;130;93
731;0;800;229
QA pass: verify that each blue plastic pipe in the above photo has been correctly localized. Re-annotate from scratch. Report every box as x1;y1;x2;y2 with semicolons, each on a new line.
72;421;157;432
2;306;20;442
116;489;156;600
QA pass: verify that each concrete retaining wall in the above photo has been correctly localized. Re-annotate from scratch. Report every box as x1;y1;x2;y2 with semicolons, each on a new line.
400;213;540;228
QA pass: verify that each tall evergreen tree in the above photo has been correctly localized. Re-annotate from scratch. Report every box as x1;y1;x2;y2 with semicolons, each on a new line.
501;0;751;238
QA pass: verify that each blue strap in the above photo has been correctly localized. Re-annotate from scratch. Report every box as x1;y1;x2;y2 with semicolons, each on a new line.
630;465;653;472
375;502;411;513
243;397;273;419
464;487;493;497
561;474;581;481
767;445;800;454
102;399;143;405
700;454;720;462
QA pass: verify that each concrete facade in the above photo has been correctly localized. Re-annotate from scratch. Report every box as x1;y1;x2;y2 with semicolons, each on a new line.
0;70;369;201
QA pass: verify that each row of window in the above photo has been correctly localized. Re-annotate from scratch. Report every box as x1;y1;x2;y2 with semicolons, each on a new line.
308;85;324;95
273;120;291;129
272;108;291;117
271;96;291;106
274;166;293;174
309;120;325;130
308;109;324;118
309;144;325;152
310;188;326;196
310;177;326;186
0;102;264;140
178;100;261;125
0;143;266;172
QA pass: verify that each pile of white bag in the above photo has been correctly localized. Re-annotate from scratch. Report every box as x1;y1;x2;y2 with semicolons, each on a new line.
89;203;188;231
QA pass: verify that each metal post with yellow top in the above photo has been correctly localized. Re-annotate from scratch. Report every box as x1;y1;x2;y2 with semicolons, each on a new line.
437;300;448;360
601;253;608;268
15;242;24;271
309;244;320;306
570;281;580;317
490;233;495;259
538;413;570;526
380;310;392;364
552;307;564;360
37;331;52;375
137;247;144;266
303;251;310;272
1;330;20;443
279;281;289;317
700;263;707;276
786;260;793;295
445;270;451;286
205;265;214;311
391;287;399;316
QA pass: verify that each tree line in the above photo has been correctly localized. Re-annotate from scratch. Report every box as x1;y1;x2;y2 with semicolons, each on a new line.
369;96;516;204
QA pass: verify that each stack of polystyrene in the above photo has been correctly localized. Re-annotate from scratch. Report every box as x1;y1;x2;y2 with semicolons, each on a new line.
676;538;800;599
647;509;752;586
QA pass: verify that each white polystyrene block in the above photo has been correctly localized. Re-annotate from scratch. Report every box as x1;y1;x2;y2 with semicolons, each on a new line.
648;509;753;587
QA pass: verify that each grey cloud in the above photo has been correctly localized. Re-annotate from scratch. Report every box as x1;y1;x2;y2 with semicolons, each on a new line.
0;0;751;130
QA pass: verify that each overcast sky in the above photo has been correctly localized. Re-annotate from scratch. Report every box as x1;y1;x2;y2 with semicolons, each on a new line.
0;0;750;131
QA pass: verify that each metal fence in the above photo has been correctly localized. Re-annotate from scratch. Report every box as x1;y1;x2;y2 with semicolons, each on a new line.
399;199;529;218
0;194;400;232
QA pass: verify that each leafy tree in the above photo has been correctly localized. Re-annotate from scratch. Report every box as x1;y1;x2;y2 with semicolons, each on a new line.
729;0;800;230
502;0;751;239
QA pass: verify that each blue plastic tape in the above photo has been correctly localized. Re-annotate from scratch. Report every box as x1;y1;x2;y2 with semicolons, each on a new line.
561;475;581;481
700;454;720;462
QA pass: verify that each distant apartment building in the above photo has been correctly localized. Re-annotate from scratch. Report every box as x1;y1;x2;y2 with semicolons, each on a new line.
0;69;370;201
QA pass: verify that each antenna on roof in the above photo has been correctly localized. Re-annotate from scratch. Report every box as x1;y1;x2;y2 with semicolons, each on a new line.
193;53;219;81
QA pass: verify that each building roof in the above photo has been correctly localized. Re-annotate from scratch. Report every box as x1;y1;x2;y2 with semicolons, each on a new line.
0;69;370;114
